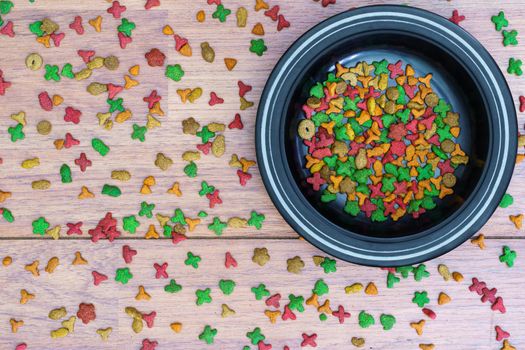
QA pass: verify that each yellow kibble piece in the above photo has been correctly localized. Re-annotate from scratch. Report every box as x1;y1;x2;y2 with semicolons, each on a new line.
124;75;139;89
61;316;76;333
10;111;26;125
32;180;51;190
227;217;247;228
135;285;151;301
146;114;161;129
49;307;67;320
10;319;23;333
144;224;159;239
221;304;235;317
87;56;105;70
129;65;140;76
162;24;174;35
182;151;201;162
78;186;95;199
167;182;182;196
97;327;112;341
46;225;60;240
20;289;35;304
51;327;69;338
75;68;92;80
37;120;52;135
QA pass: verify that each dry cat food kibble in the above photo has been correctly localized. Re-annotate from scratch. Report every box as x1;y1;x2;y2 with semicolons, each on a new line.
298;60;469;221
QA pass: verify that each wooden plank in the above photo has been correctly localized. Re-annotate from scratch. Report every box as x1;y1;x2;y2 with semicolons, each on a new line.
0;0;523;240
0;238;523;349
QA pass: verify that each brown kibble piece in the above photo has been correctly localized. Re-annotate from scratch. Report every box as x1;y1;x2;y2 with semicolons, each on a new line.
424;93;439;107
298;119;315;140
103;56;120;71
182;151;200;162
386;87;399;101
331;140;348;157
252;247;270;266
437;264;451;281
182;117;200;135
340;177;356;194
212;135;226;157
155;153;173;171
355;148;367;170
444;111;459;127
41;18;59;35
87;82;108;95
208;123;226;133
306;97;321;109
25;260;40;277
351;337;365;347
442;173;456;187
471;234;486;249
200;42;215;63
440;139;455;153
312;256;324;266
236;7;248;27
286;256;305;274
36;120;52;135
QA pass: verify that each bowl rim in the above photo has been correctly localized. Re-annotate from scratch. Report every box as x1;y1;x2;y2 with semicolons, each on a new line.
255;4;517;266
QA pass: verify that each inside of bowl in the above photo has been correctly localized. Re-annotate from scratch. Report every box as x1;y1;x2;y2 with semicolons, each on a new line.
285;31;490;239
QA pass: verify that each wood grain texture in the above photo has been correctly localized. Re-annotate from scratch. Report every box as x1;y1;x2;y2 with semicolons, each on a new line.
0;0;523;238
0;0;524;349
0;238;523;349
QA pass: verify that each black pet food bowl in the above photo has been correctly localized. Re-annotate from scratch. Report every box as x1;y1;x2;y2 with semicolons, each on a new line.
255;5;517;266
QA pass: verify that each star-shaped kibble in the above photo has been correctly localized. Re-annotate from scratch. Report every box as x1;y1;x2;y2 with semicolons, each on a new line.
412;291;430;307
499;246;517;267
320;256;336;274
165;64;185;81
491;11;509;31
252;247;270;266
7;123;24;142
32;217;50;236
247;210;265;229
251;283;270;300
122;215;140;234
195;288;212;305
115;267;133;284
184;252;201;269
249;39;267;56
212;4;231;22
287;256;305;274
508;58;523;76
131;124;147;142
139;201;155;218
503;29;518;46
199;325;217;344
44;64;60;81
117;18;136;36
208;217;227;236
246;327;265;345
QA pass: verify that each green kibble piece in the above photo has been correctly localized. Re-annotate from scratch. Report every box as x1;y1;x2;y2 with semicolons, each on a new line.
61;63;75;79
92;138;110;156
249;39;267;56
319;313;327;321
184;161;197;178
380;314;396;330
358;311;375;328
499;193;514;208
1;208;14;223
0;1;14;15
219;279;236;295
29;20;44;36
165;64;185;81
198;210;208;218
60;164;72;183
102;184;121;197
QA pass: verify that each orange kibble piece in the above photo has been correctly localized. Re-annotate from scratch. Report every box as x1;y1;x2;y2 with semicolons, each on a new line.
509;214;523;229
186;217;201;232
2;256;12;266
78;186;95;199
72;251;88;265
318;300;331;313
255;0;269;11
364;282;378;295
129;65;140;76
10;319;23;333
162;25;174;35
36;35;51;48
437;292;451;305
224;58;237;71
264;310;281;324
252;22;265;36
20;289;35;304
470;234;486;249
196;10;206;22
25;260;39;277
88;16;103;32
145;224;159;239
179;43;192;57
452;271;464;282
52;95;64;106
170;322;183;333
150;101;164;116
124;75;139;89
135;285;151;301
305;293;319;308
410;320;425;336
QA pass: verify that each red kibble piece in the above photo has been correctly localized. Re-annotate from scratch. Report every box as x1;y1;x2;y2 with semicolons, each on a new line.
519;96;525;113
77;303;96;324
207;0;221;4
284;347;290;350
143;90;162;108
107;1;127;18
228;113;244;129
69;16;84;35
491;297;506;313
0;74;11;96
381;267;396;273
145;48;166;67
141;339;158;350
197;142;212;155
64;106;82;124
145;0;160;10
237;170;252;186
495;326;510;341
153;262;168;279
332;305;351;324
225;252;237;268
66;222;83;235
209;92;224;106
403;84;417;99
238;80;252;97
75;153;92;172
50;32;65;47
264;5;280;21
387;60;404;79
301;333;317;347
469;277;486;295
118;32;132;49
449;10;465;25
173;34;188;51
64;133;80;148
480;287;497;304
78;50;95;63
258;341;272;350
422;308;436;320
88;212;121;242
0;21;14;37
122;245;137;264
142;311;156;328
92;271;108;286
206;189;223;208
107;84;123;99
15;343;27;350
172;232;187;245
282;305;296;321
38;91;53;111
306;172;325;191
321;0;336;6
265;293;281;308
277;15;290;31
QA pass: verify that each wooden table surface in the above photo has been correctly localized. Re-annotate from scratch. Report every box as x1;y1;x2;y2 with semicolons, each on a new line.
0;0;523;349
